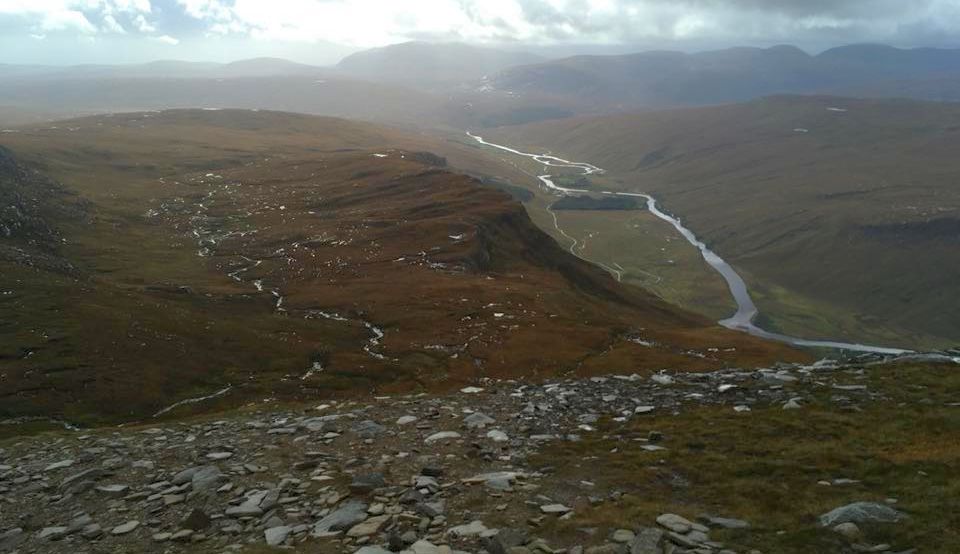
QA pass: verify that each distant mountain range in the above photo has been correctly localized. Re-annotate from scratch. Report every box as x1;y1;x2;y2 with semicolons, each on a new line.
0;57;327;80
335;41;546;90
484;43;960;109
4;43;960;129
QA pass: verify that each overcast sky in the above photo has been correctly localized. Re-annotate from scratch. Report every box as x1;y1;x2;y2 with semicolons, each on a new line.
2;0;960;65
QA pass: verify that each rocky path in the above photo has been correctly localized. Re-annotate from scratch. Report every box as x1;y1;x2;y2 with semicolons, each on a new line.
0;357;935;554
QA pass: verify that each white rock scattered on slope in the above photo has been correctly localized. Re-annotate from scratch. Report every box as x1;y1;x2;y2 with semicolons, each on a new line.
111;521;140;536
43;460;74;472
486;429;509;442
540;504;572;514
205;451;233;460
425;431;461;443
464;412;495;428
447;520;489;537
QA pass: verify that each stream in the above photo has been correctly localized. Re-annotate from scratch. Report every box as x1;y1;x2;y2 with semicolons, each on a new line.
468;132;918;355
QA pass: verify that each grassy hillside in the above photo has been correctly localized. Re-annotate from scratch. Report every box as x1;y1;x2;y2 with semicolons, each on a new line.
0;109;800;428
489;96;960;349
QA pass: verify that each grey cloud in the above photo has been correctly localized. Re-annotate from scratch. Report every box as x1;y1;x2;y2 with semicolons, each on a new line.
457;0;960;49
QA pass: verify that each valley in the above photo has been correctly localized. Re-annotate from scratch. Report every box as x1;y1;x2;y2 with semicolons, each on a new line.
2;26;960;553
486;96;960;351
465;133;917;355
0;109;799;429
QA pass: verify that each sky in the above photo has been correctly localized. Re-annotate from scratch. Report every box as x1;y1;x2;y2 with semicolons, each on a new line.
2;0;960;66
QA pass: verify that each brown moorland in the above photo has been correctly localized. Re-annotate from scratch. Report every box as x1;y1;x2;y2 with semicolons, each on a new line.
0;109;803;428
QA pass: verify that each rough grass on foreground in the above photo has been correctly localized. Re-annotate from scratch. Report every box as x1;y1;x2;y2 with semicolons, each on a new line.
533;362;960;553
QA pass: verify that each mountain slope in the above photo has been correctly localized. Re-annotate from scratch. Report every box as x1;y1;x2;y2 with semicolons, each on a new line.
489;95;960;348
483;44;960;110
0;109;799;426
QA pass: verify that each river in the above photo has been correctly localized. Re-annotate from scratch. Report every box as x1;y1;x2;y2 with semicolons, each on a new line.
468;132;917;355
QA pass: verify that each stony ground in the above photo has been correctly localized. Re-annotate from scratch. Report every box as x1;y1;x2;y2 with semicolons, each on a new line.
2;354;956;554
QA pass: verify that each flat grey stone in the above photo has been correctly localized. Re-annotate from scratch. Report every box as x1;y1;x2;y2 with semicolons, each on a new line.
171;466;200;485
540;504;572;515
191;465;224;490
819;502;905;526
629;527;664;554
38;527;68;540
350;473;386;494
80;524;103;540
411;540;447;554
355;547;392;554
44;459;74;471
313;499;369;535
448;519;488;537
656;513;694;533
205;451;233;460
226;503;262;517
265;525;292;546
347;514;389;537
833;522;861;539
425;431;461;443
96;484;129;495
487;429;509;442
353;420;386;438
700;516;750;529
464;412;495;429
111;521;140;535
60;468;106;490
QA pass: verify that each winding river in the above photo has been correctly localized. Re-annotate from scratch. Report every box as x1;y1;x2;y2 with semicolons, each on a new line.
468;132;915;355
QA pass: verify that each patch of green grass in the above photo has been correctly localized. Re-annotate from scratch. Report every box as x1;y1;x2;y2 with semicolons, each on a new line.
467;146;736;321
748;276;941;351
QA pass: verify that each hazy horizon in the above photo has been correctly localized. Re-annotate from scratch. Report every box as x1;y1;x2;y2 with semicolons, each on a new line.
6;39;960;69
3;0;960;66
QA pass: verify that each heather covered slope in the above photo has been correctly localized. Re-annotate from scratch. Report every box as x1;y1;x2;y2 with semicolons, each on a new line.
488;96;960;349
0;109;798;427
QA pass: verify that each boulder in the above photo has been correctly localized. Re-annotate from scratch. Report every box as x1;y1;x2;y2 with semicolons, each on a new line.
819;502;905;526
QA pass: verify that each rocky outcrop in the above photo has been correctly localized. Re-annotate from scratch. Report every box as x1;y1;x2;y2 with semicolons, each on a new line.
0;146;86;273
